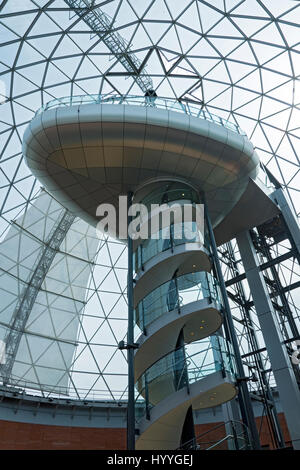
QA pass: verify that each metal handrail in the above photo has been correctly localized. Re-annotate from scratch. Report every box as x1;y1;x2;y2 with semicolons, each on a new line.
205;431;247;450
178;419;252;450
35;94;246;136
206;434;234;450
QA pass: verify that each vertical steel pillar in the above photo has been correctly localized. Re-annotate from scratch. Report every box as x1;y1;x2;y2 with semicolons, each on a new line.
127;191;135;450
237;230;300;450
271;188;300;262
203;196;261;449
224;241;285;448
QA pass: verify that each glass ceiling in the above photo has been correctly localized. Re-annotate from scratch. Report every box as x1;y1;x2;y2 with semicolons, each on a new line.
0;0;299;401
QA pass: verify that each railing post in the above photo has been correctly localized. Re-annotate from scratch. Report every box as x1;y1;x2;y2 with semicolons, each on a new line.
142;301;147;337
216;334;226;379
185;358;190;395
145;372;150;421
140;244;144;272
127;191;135;451
174;272;181;314
231;421;239;450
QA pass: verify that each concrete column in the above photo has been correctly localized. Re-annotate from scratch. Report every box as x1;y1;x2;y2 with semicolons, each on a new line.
271;188;300;259
237;230;300;450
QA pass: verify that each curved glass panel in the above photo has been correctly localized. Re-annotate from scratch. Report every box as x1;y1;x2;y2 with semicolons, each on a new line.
133;181;206;274
36;95;246;136
135;336;236;423
135;271;221;333
133;221;207;275
138;182;199;210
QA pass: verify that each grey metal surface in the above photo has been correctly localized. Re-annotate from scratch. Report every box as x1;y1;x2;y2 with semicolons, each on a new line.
214;178;280;246
23;102;259;233
271;188;300;262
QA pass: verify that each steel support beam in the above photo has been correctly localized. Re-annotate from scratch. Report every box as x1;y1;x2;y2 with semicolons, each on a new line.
222;399;244;449
237;230;300;450
225;250;296;287
241;337;300;360
271;188;300;263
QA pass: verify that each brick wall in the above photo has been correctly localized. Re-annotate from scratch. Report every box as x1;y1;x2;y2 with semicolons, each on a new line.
0;412;292;450
256;413;291;449
0;421;126;450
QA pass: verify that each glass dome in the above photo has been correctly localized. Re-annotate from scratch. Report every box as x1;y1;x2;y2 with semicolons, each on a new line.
0;0;299;401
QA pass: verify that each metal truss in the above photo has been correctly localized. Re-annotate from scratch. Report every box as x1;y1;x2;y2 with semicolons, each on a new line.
0;208;75;385
221;240;285;449
65;0;153;93
220;175;300;448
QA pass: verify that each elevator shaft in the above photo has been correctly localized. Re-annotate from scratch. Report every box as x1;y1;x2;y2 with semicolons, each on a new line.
132;180;240;450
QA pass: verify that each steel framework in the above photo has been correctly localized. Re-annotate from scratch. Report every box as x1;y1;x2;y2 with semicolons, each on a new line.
65;0;153;93
219;170;300;448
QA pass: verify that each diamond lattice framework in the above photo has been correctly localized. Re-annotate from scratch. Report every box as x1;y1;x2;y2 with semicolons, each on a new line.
0;0;299;400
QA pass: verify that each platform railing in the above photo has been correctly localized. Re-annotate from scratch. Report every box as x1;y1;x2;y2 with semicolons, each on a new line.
35;94;246;136
178;419;252;450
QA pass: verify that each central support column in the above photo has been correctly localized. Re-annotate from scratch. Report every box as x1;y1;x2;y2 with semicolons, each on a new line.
237;230;300;450
127;191;135;450
133;180;241;449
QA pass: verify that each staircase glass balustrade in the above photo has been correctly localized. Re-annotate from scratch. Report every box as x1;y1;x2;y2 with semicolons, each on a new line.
134;271;221;336
135;336;236;424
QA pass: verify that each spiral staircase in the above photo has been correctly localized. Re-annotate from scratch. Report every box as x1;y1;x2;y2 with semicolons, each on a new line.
132;181;238;450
